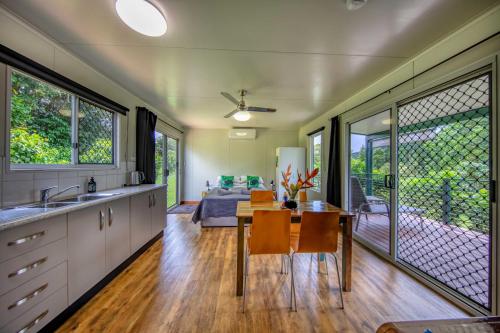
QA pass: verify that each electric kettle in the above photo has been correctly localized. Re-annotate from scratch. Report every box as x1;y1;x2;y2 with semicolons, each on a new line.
129;171;145;185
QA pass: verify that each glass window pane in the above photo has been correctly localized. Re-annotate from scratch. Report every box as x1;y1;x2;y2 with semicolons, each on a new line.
78;99;114;164
10;70;72;165
155;132;165;185
311;133;321;190
167;137;177;207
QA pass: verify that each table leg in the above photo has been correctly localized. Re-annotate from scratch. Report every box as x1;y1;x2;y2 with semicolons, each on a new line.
236;217;245;296
341;215;352;292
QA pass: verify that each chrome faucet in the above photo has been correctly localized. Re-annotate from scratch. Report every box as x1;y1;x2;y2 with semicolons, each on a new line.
40;185;80;203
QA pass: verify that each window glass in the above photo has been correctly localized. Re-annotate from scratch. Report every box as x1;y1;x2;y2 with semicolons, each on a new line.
9;70;116;168
311;133;322;191
10;71;72;164
78;99;114;164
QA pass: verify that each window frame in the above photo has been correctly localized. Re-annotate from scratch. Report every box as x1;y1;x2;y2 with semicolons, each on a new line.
309;131;323;192
5;67;119;171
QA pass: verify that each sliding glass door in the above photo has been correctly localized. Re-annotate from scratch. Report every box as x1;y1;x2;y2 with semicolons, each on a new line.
345;69;495;311
349;110;393;255
155;132;179;208
396;72;493;310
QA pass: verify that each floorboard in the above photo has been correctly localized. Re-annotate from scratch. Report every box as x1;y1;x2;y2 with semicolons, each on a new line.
56;213;468;332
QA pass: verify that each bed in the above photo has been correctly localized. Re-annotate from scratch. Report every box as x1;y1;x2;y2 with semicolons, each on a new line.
192;176;267;227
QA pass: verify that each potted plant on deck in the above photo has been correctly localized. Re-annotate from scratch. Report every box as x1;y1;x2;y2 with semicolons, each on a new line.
281;164;319;209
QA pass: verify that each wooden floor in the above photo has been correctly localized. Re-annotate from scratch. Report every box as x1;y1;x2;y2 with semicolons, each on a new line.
56;213;468;333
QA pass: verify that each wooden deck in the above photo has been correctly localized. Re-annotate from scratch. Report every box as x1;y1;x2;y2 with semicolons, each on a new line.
354;213;490;307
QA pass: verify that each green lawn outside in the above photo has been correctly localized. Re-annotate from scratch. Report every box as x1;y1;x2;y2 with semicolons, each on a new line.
167;174;177;208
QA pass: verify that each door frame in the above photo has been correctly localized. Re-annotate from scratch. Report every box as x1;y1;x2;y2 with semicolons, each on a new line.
340;54;498;315
166;136;179;209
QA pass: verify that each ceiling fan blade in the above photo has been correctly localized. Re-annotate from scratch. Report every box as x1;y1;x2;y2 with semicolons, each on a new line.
247;106;277;113
224;109;240;118
221;92;239;105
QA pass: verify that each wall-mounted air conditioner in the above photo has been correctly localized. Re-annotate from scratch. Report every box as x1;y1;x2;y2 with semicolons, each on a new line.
228;128;256;140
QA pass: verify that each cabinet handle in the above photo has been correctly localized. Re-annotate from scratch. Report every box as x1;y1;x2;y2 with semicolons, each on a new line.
108;207;113;227
8;257;47;278
16;309;48;333
8;231;46;246
8;283;48;310
148;195;152;208
153;193;156;207
99;210;104;231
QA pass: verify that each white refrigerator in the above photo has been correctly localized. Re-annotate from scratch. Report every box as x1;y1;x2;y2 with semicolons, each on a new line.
275;147;306;200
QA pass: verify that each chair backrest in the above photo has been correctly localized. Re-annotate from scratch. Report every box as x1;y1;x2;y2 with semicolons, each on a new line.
350;176;368;211
250;210;291;255
299;190;308;202
296;211;340;253
251;190;274;203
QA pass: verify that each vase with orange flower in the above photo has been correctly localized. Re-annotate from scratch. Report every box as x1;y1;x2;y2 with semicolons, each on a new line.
280;164;319;209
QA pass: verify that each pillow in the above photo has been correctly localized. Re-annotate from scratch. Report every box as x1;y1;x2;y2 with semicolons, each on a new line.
239;176;264;184
247;175;261;189
220;175;234;189
217;188;232;196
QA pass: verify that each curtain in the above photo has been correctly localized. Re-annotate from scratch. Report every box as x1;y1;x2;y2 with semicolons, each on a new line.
136;107;157;184
326;116;342;207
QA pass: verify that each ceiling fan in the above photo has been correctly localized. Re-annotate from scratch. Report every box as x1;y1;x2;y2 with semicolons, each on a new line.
221;89;276;121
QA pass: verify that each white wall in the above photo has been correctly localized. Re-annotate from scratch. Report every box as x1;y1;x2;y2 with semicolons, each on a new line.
298;5;500;203
183;128;298;200
0;7;183;207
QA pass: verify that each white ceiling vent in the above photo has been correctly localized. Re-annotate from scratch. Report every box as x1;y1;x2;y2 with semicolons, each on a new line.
228;128;256;140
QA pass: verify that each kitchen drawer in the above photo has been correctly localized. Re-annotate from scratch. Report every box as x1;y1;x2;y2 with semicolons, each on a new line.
0;286;67;333
0;262;67;327
0;238;67;295
0;215;67;263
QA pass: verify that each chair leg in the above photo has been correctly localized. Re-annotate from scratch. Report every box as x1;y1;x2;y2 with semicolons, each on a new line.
290;254;297;312
355;211;361;231
281;254;284;274
317;253;321;273
324;254;328;276
332;253;344;309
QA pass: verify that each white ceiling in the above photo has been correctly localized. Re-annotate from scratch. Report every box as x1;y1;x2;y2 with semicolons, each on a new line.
1;0;497;129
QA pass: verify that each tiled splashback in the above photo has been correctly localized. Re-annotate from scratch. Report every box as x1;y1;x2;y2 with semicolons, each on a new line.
0;157;136;207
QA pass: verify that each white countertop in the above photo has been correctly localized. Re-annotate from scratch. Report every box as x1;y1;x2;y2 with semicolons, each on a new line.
0;184;166;232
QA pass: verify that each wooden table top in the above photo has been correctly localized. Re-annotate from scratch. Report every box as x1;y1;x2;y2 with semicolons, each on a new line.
236;200;355;218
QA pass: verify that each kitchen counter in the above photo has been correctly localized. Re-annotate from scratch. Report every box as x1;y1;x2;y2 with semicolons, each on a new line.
0;184;166;231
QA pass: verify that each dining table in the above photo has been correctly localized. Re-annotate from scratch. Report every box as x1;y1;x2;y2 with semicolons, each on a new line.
235;200;355;296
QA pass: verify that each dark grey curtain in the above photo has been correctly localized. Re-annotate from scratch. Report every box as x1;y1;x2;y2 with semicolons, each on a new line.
326;116;341;207
136;107;157;184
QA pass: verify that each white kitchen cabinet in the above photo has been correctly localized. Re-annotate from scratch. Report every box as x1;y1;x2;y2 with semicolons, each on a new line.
151;187;167;235
68;204;106;304
105;197;130;273
130;191;152;253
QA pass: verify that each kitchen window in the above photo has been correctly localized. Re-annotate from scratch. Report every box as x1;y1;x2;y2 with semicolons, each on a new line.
8;69;116;169
309;131;322;192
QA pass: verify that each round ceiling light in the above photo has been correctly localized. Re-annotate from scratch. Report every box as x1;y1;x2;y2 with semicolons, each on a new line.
233;111;251;122
115;0;167;37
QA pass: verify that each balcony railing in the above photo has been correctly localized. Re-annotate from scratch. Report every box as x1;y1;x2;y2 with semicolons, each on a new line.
352;173;490;233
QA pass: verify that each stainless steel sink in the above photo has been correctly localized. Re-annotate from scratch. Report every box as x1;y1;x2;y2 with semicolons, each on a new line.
26;202;77;209
59;193;122;203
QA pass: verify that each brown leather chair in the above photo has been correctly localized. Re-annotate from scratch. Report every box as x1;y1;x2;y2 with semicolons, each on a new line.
299;190;308;202
290;211;343;310
243;209;293;312
250;190;274;203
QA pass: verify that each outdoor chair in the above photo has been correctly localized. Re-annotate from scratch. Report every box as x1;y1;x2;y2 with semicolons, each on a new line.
350;176;425;230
